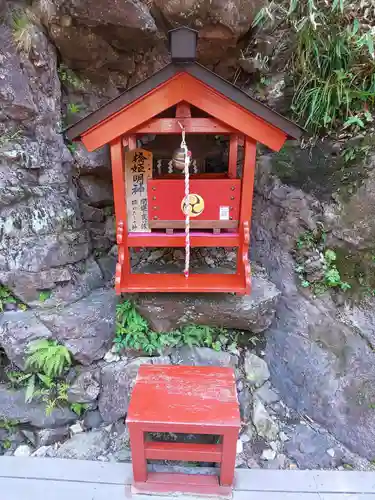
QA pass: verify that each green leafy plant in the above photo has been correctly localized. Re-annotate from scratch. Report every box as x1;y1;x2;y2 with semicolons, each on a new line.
38;290;51;302
253;0;375;134
341;143;372;164
25;339;71;378
8;370;69;414
70;402;88;416
0;419;18;432
323;250;351;291
343;463;354;470
1;439;11;450
114;301;235;355
29;379;70;416
7;370;51;403
7;341;73;416
296;230;317;250
179;324;216;348
67;103;82;115
67;142;78;154
294;231;351;294
0;286;17;312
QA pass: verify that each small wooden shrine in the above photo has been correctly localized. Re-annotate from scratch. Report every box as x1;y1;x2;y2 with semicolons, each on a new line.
66;27;303;296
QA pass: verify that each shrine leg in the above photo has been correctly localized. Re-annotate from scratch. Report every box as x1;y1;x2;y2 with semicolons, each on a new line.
129;424;147;483
220;429;238;487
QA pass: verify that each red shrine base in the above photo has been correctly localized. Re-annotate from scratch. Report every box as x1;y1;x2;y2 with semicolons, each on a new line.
116;222;252;295
132;472;233;498
117;272;248;294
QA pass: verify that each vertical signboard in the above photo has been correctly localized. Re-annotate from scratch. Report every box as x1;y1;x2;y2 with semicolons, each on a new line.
125;148;152;232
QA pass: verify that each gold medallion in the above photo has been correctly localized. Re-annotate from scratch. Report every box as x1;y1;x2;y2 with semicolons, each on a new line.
181;194;205;217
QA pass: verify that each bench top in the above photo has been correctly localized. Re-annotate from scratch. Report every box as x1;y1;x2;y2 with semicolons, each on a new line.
127;365;240;430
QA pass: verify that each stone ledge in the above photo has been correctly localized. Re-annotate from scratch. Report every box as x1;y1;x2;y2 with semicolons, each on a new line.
133;272;281;333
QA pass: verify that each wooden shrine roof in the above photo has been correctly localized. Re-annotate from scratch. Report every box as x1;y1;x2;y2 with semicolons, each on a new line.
65;62;304;143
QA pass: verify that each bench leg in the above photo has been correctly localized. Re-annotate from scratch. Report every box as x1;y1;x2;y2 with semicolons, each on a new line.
220;429;238;487
129;424;147;483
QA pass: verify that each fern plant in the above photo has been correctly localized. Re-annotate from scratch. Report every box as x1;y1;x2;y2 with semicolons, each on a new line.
7;370;64;409
37;381;69;416
25;339;71;378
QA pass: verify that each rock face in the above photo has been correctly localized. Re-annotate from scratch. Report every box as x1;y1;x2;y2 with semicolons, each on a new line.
0;311;51;369
252;155;375;460
244;352;270;387
55;429;110;460
284;424;344;469
135;273;281;333
0;288;116;368
171;347;236;367
0;19;88;298
0;3;114;370
37;288;117;365
252;398;279;440
41;0;266;82
98;358;150;423
98;356;170;423
67;368;101;403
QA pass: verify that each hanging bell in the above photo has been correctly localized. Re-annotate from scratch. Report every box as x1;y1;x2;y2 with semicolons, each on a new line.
172;147;191;171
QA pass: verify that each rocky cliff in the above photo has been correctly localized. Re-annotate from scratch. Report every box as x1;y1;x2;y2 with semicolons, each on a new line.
0;0;375;462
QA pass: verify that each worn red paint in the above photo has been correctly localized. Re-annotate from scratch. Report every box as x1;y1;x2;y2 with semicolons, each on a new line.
127;365;240;496
148;179;241;224
71;69;294;295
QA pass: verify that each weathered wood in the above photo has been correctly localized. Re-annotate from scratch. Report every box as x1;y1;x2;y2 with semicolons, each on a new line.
148;220;238;229
78;62;289;296
127;365;240;496
110;138;129;293
132;118;237;134
175;101;191;118
133;473;232;498
148;178;241;225
127;231;239;248
118;273;247;293
145;442;222;462
80;73;287;152
236;138;256;291
127;135;137;150
228;135;239;179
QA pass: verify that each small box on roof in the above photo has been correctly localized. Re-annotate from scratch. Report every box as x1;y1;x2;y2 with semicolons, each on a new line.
168;26;198;63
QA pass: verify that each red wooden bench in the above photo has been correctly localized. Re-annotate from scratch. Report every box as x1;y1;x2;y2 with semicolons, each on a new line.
127;365;240;497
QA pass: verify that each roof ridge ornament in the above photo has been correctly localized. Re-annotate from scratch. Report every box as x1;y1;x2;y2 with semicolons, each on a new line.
168;26;198;64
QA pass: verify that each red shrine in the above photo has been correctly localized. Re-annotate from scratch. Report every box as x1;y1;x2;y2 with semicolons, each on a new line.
66;27;303;296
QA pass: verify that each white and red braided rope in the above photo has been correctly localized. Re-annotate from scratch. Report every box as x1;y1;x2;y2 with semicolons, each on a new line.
179;124;191;279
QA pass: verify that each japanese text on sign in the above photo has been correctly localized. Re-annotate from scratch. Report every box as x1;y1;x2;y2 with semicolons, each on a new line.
125;148;152;232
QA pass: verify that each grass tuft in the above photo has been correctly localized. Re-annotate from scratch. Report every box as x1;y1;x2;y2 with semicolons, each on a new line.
252;0;375;134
